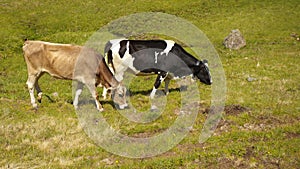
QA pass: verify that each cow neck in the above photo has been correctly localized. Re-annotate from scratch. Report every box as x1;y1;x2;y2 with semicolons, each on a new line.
175;45;199;67
98;58;119;89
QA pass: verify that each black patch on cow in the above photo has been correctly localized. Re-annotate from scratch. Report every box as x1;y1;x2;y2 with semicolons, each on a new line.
107;50;113;65
169;44;199;67
129;40;167;52
105;39;212;85
131;47;193;78
118;40;128;58
119;40;195;77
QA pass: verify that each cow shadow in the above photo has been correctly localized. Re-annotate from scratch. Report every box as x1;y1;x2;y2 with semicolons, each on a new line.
42;94;117;109
67;98;116;109
78;99;116;108
127;87;184;97
64;86;187;109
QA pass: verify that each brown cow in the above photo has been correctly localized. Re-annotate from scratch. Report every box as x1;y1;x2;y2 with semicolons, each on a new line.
22;40;128;111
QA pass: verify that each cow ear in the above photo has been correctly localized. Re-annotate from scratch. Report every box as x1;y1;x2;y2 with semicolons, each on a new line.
196;61;202;66
203;59;208;67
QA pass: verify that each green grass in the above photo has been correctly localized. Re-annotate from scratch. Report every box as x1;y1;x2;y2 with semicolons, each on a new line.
1;0;299;168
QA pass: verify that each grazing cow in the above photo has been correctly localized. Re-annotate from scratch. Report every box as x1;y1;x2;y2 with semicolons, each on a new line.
22;40;128;111
103;39;212;99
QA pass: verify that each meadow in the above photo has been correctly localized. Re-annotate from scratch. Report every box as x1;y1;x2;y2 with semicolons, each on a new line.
0;0;299;168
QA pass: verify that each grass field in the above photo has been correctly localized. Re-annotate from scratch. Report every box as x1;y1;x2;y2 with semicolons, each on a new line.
0;0;299;168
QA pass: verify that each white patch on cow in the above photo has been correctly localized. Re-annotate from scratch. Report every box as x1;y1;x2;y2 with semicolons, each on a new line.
171;73;193;80
159;75;165;81
110;39;126;48
110;40;122;55
150;87;157;99
154;51;159;63
203;63;212;84
111;41;140;81
160;40;175;56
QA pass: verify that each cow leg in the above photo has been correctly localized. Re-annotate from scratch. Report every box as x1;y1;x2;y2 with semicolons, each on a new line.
150;72;168;99
35;83;43;103
102;87;108;100
164;78;170;95
26;75;38;108
35;73;44;103
73;82;84;110
86;83;103;112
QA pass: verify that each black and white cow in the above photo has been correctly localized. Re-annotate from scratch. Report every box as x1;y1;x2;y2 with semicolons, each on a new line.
103;39;212;99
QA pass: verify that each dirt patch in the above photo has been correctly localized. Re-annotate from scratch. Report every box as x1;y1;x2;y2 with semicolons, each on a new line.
199;105;251;135
215;119;235;134
285;132;300;139
224;104;251;115
201;104;251;115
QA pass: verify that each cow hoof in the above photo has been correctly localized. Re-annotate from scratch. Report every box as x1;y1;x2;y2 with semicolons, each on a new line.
32;103;38;108
150;105;158;111
31;104;38;111
98;108;104;112
37;99;42;103
37;93;43;103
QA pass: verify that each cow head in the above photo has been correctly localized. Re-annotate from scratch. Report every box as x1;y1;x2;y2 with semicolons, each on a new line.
111;84;128;109
194;59;212;85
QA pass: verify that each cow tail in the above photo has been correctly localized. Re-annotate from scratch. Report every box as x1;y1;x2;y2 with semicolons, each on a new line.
104;41;112;56
107;50;115;73
103;41;114;72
